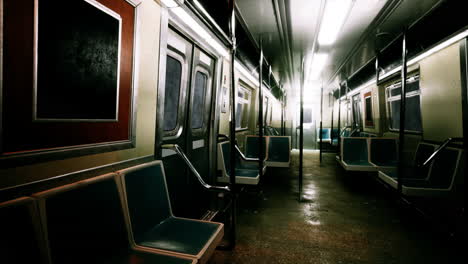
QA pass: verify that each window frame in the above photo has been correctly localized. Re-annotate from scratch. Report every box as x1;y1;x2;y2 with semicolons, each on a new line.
190;64;212;135
163;49;188;139
235;84;252;131
364;91;374;127
385;74;423;133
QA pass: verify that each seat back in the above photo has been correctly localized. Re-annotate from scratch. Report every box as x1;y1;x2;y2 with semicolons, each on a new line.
413;142;436;178
0;197;45;264
317;128;331;141
244;136;267;159
427;147;461;189
370;138;398;166
267;136;291;162
117;161;173;242
219;141;233;175
33;174;129;264
342;138;369;164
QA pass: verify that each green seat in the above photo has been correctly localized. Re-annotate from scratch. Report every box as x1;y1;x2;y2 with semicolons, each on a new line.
33;173;193;264
0;197;44;264
244;136;267;159
266;136;291;167
218;142;260;185
342;138;373;168
370;138;398;167
118;161;223;262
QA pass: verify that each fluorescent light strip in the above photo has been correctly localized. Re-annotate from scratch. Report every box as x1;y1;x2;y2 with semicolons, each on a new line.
162;0;229;57
318;0;353;45
234;61;258;85
379;28;468;81
309;53;329;81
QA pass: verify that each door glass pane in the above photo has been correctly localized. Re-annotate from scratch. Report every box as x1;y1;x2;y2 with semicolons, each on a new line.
164;56;182;131
191;71;208;129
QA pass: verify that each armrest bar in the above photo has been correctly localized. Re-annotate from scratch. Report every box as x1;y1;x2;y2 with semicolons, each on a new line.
419;137;463;168
161;144;230;193
235;144;259;162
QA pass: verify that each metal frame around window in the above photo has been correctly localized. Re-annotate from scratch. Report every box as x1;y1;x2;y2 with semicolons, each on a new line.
385;74;422;133
190;64;212;136
163;46;189;140
235;84;251;130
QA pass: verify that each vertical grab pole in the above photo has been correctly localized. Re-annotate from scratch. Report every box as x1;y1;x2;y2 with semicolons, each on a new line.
398;30;408;196
337;85;342;154
299;58;304;201
228;0;237;248
330;93;334;147
319;83;323;163
258;38;265;182
281;89;285;136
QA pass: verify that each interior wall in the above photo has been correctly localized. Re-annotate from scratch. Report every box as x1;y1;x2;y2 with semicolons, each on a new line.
0;0;161;189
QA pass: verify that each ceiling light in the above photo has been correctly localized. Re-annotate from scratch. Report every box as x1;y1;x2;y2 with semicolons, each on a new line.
161;0;183;8
309;53;329;80
318;0;353;45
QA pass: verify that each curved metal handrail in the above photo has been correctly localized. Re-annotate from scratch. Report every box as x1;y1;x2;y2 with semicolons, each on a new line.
418;137;463;168
161;144;230;193
217;134;260;162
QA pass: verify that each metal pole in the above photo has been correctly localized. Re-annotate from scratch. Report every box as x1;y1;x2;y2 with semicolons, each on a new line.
299;59;304;201
281;91;284;136
398;30;408;195
337;85;341;153
228;0;237;248
330;93;334;149
258;38;265;182
319;83;323;163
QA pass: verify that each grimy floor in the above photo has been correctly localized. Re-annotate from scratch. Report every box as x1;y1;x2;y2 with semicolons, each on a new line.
211;150;462;264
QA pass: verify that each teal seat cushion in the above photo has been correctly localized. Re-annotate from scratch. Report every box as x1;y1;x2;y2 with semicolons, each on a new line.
234;169;259;177
342;138;370;166
267;137;289;162
237;162;259;170
317;128;331;141
138;217;219;256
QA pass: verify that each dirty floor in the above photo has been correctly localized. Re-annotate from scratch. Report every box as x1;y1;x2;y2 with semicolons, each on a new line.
210;150;462;264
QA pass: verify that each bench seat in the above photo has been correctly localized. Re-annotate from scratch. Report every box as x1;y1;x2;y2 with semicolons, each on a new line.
265;136;291;167
218;141;261;185
117;161;223;264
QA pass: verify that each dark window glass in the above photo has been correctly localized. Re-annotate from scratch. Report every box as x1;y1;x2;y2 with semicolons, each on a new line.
388;96;422;132
163;56;182;131
191;71;208;129
365;97;373;126
235;103;243;128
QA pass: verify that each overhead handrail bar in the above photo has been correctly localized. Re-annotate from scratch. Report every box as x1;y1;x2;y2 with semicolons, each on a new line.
418;137;463;168
161;144;230;193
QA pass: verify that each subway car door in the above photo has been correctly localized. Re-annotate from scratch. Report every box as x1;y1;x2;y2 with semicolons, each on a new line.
186;47;215;218
161;28;214;218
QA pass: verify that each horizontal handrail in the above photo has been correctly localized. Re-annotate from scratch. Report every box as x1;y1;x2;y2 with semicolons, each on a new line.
235;145;259;162
419;137;463;168
161;144;230;193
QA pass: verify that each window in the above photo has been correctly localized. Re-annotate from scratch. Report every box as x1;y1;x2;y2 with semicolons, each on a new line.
386;75;422;132
364;92;374;127
163;56;182;132
303;107;313;124
235;85;251;130
191;71;208;129
352;93;362;129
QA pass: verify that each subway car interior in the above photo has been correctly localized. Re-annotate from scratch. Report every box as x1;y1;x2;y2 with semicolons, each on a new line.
1;0;467;263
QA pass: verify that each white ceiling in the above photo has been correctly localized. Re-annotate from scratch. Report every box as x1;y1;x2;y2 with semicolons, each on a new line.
235;0;443;98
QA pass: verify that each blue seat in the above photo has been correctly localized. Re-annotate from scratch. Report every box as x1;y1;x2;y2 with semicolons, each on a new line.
218;142;261;185
117;161;223;263
316;128;331;143
338;137;376;171
266;136;291;167
244;135;267;160
0;197;46;264
33;173;194;264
